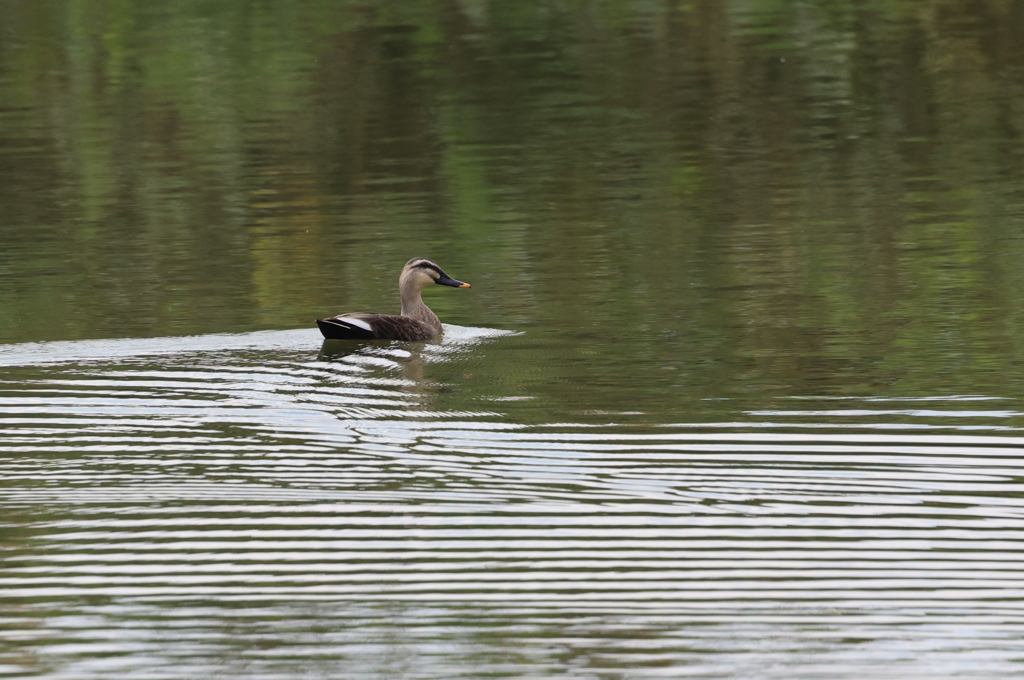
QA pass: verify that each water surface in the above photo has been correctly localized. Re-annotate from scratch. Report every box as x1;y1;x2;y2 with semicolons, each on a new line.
3;1;1024;678
4;329;1024;678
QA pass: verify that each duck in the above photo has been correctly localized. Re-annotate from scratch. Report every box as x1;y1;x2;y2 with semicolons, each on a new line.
316;257;471;341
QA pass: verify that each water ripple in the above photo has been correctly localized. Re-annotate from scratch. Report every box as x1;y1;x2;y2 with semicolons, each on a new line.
1;330;1023;678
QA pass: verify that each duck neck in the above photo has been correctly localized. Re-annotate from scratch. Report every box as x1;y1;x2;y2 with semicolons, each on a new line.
401;285;441;333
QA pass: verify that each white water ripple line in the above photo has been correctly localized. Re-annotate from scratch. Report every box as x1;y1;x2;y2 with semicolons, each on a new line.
2;335;1024;678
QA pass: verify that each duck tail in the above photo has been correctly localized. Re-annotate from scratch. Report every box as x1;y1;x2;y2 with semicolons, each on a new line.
316;318;376;340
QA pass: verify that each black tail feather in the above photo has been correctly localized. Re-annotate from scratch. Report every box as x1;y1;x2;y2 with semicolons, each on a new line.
316;318;376;340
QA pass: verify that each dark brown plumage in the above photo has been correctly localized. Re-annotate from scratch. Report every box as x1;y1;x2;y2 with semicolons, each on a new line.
317;258;470;341
317;313;436;341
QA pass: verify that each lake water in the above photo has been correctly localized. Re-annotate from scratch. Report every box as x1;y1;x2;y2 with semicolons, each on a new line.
4;1;1024;678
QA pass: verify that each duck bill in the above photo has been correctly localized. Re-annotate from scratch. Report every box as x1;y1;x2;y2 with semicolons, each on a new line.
435;275;471;288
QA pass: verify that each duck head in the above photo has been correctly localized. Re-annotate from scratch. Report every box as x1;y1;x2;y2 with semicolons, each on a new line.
401;257;471;290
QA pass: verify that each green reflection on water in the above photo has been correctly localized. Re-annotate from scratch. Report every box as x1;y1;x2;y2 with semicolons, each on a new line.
1;0;1024;399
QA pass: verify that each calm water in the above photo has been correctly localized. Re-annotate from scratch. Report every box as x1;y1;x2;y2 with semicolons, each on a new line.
4;1;1024;678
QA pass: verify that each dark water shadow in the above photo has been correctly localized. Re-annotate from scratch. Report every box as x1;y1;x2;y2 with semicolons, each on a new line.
317;338;380;361
318;337;434;384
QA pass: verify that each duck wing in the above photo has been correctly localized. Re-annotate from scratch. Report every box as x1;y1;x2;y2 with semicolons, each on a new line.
316;313;436;341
